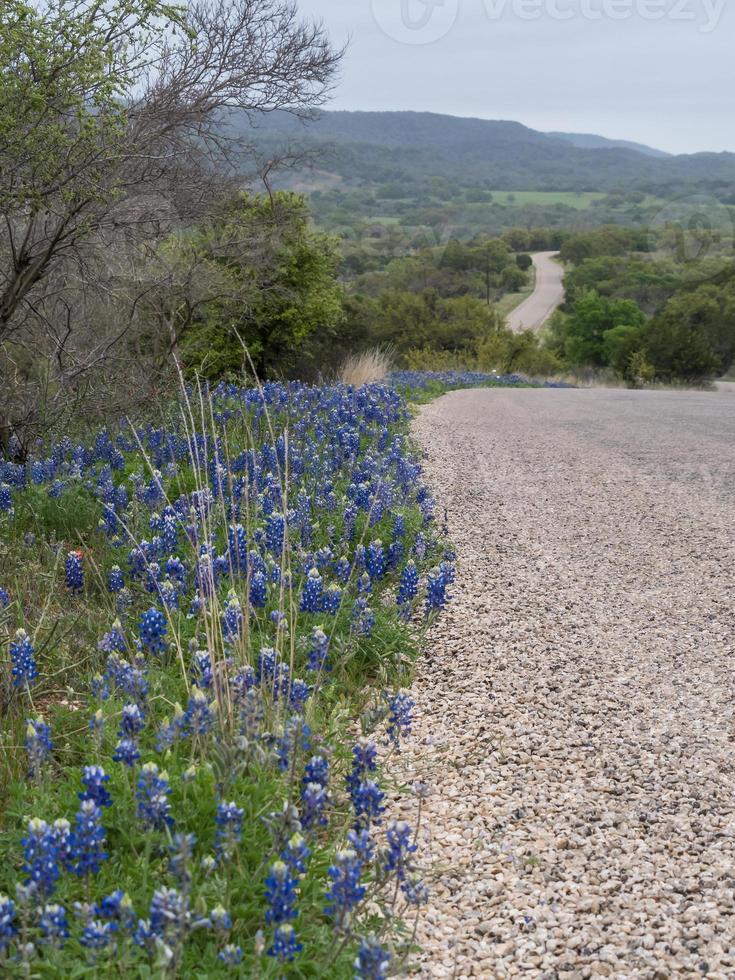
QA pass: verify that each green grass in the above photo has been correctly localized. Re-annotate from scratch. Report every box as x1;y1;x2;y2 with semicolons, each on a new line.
490;190;607;208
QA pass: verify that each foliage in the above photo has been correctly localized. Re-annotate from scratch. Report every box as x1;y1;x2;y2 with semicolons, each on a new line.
168;193;344;379
548;291;646;368
0;380;449;976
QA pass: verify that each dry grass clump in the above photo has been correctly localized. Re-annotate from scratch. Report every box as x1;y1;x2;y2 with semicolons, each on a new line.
339;347;393;386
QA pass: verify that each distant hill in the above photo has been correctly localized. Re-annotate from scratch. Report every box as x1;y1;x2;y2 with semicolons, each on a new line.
546;131;671;159
238;110;735;197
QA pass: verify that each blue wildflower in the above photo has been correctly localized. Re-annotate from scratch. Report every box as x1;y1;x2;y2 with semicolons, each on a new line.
325;849;365;920
169;833;197;888
64;551;84;594
249;570;267;608
80;765;112;808
0;894;16;953
80;918;115;953
108;566;124;593
0;587;9;608
299;567;323;612
384;820;417;880
365;540;386;579
264;862;298;924
209;904;231;932
21;818;60;897
112;736;140;767
282;833;310;876
304;755;330;789
136;762;174;830
346;739;378;796
300;781;329;830
138;607;167;655
222;592;243;643
10;629;38;688
355;935;392;979
214;801;244;861
397;560;419;611
39;904;69;947
268;924;302;963
118;703;145;738
386;691;414;747
25;717;53;776
182;687;213;737
219;944;243;965
351;780;385;830
69;800;108;876
306;627;330;672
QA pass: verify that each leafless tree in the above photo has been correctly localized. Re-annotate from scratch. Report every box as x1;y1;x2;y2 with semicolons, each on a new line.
0;0;342;455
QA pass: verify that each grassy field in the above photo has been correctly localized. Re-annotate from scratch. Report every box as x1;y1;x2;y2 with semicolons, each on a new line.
490;191;606;208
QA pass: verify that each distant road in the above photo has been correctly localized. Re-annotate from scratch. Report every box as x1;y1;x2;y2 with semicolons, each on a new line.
507;250;565;333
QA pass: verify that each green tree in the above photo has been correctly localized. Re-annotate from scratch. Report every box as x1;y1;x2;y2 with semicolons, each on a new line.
642;284;735;381
172;193;344;378
561;291;646;367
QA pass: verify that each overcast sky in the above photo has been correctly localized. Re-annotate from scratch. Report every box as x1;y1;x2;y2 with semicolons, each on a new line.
296;0;733;154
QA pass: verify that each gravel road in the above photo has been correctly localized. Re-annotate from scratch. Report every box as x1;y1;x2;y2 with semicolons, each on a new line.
506;252;565;333
393;385;735;978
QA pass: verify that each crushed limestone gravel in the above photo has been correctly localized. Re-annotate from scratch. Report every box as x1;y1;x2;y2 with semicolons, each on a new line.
391;386;735;979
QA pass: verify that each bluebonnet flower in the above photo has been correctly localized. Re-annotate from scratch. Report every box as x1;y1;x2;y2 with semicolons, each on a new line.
209;904;231;932
351;598;375;637
264;862;299;924
351;780;386;830
10;629;38;688
282;833;310;875
190;649;213;690
90;672;110;700
69;800;108;876
0;587;9;608
79;918;115;953
304;754;330;789
51;818;72;868
118;703;145;738
222;592;243;643
65;551;84;593
397;560;419;611
325;849;365;920
265;512;285;554
347;828;375;864
386;692;414;747
112;736;140;767
321;583;343;614
249;570;267;608
182;687;214;737
365;540;386;579
25;717;53;776
169;833;197;888
214;801;244;861
346;739;378;796
138;607;167;655
300;781;329;829
357;571;372;595
0;484;13;515
144;887;191;948
402;876;430;906
306;628;330;672
219;944;243;965
355;935;392;979
0;894;16;954
21;818;60;897
268;924;302;962
299;567;323;612
80;765;112;808
108;565;125;593
289;679;310;714
39;904;69;947
136;762;174;830
384;821;417;880
93;890;136;932
424;564;452;617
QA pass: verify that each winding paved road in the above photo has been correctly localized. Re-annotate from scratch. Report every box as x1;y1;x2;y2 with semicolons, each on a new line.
507;251;565;333
393;384;735;977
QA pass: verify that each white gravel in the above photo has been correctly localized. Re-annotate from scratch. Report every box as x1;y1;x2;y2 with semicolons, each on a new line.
392;386;735;979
